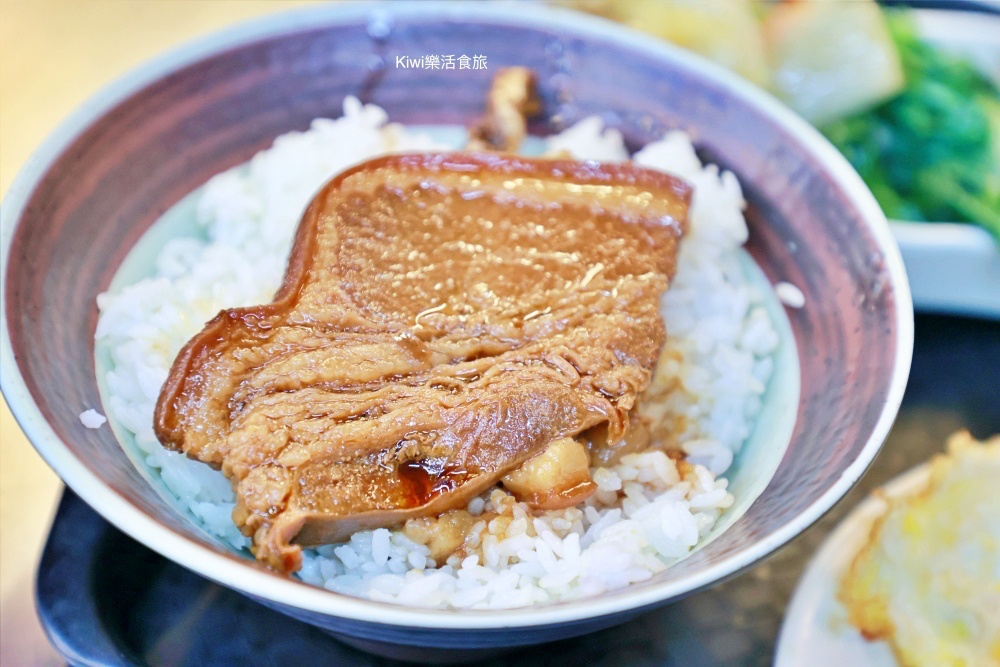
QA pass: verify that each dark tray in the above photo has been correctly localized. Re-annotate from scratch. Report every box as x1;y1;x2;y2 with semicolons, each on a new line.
36;314;1000;666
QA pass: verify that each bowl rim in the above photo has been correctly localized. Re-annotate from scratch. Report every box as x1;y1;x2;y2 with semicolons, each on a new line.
0;0;913;629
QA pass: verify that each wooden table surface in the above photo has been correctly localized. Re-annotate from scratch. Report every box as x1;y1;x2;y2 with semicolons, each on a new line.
0;2;313;663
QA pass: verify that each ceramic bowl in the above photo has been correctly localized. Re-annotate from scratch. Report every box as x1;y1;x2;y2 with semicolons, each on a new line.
0;2;912;658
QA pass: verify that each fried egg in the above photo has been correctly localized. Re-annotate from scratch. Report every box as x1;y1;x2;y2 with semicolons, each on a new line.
839;431;1000;667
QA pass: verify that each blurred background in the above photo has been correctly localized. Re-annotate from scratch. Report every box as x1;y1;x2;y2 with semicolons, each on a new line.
1;4;312;662
1;1;997;664
569;0;1000;234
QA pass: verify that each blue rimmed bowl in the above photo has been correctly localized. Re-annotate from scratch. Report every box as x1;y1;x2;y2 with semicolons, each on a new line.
0;1;912;659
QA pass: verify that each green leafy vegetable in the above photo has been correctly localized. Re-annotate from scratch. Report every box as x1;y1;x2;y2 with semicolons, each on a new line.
821;12;1000;240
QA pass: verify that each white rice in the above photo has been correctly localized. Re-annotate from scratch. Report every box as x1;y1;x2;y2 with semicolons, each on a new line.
79;409;107;429
775;281;806;309
95;98;778;608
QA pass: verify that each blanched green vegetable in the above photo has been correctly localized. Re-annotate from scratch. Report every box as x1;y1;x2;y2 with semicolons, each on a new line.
821;13;1000;239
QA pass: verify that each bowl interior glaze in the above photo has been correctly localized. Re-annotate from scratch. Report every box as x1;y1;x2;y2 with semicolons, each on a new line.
0;1;911;647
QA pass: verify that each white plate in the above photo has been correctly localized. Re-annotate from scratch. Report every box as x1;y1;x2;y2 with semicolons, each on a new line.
774;465;931;667
893;9;1000;318
891;221;1000;317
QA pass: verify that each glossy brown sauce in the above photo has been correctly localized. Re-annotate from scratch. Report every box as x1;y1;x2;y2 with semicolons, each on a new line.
397;459;471;508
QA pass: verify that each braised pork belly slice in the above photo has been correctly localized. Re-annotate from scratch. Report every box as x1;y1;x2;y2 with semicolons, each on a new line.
154;152;690;572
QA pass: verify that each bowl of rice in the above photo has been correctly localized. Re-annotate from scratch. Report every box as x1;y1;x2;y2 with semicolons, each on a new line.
0;1;912;658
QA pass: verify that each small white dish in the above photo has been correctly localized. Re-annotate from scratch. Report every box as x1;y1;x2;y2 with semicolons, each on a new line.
891;221;1000;317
